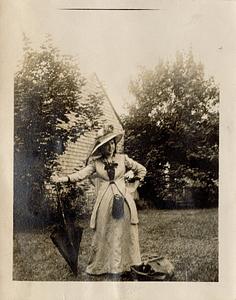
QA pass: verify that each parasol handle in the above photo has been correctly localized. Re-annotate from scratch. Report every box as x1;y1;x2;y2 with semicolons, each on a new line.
55;183;69;228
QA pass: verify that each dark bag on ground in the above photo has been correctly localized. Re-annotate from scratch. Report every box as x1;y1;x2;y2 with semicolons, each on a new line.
131;256;175;281
112;194;124;219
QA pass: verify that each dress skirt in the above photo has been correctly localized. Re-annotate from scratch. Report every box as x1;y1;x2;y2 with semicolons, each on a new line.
86;192;142;275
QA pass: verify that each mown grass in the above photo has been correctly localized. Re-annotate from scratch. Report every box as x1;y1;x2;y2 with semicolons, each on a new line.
13;208;218;281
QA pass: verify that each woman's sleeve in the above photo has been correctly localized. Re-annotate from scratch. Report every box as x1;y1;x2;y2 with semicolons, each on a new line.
68;161;96;183
124;154;147;181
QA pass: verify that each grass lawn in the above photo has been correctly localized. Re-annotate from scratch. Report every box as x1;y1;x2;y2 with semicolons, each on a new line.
13;208;218;281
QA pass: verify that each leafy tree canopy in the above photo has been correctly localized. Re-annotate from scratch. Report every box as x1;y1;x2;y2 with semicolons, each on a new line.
14;35;104;215
123;50;219;207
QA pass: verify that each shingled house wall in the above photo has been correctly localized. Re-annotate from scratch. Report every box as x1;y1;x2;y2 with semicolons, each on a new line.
55;73;123;214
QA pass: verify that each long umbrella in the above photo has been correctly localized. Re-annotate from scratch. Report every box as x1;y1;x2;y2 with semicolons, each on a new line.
50;184;83;276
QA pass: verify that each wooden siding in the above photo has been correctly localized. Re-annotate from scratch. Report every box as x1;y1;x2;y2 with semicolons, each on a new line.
55;73;123;213
58;73;123;175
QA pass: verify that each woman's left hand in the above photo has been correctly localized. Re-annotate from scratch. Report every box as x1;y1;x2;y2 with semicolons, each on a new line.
126;180;140;193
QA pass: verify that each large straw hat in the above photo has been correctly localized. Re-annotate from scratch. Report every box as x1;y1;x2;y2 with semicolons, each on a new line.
89;124;124;157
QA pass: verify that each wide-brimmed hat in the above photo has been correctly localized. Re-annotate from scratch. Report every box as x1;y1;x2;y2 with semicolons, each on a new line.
89;124;124;157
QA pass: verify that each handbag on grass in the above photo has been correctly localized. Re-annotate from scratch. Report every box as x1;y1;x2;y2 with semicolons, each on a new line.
112;194;125;219
131;256;175;281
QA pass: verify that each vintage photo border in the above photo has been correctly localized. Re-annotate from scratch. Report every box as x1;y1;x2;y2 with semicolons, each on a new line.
0;0;236;299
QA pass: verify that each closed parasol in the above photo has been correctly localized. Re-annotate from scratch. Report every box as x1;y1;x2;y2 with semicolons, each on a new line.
50;184;83;276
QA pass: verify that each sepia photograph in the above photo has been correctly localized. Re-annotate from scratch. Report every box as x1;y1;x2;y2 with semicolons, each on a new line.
1;0;236;299
13;1;220;282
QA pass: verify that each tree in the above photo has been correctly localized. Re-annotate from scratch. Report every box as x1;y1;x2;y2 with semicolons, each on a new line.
123;51;219;208
14;36;104;216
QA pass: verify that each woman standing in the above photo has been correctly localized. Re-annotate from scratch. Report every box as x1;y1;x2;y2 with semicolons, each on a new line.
51;125;146;276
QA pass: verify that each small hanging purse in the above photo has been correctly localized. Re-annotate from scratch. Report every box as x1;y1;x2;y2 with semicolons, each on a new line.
104;159;125;219
112;193;125;219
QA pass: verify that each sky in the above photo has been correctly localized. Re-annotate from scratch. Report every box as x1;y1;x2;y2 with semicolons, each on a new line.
10;0;236;114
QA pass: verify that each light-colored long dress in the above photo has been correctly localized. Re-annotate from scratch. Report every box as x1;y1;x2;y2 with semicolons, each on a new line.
69;154;147;275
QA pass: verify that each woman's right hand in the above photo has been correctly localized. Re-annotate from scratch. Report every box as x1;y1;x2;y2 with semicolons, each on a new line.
50;174;67;184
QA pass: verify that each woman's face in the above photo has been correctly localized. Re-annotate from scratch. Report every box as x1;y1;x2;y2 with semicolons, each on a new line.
101;139;116;157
